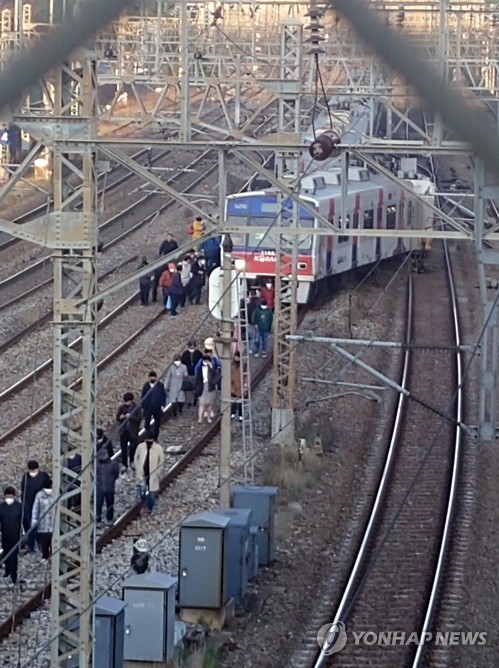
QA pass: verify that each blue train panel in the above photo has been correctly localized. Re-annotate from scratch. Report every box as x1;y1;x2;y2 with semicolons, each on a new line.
227;194;314;220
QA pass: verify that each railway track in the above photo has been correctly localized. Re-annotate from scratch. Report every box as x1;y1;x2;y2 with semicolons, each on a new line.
0;107;274;358
0;117;279;653
288;243;464;668
0;123;275;435
0;308;297;658
0;85;270;309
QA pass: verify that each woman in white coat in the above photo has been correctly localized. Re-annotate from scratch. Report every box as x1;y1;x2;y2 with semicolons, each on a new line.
164;356;188;417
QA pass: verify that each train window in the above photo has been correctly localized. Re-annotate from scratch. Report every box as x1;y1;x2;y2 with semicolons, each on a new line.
338;215;350;243
386;205;397;229
363;209;374;229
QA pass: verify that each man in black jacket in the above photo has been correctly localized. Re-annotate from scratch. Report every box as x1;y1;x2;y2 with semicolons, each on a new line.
159;232;178;257
96;449;120;525
140;372;166;441
20;460;50;553
116;392;143;472
0;486;23;583
180;341;203;407
96;428;114;458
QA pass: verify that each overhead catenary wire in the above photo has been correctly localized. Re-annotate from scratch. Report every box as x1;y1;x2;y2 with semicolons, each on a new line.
0;143;316;601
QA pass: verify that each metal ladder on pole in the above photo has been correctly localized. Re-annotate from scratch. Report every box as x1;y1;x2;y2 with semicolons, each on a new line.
233;283;255;484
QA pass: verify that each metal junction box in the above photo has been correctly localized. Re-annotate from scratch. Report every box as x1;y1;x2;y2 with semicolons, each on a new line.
212;507;252;606
95;596;127;668
231;485;278;566
122;572;177;662
248;525;259;581
178;511;230;609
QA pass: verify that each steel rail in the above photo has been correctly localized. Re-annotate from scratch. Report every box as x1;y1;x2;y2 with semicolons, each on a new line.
312;272;414;668
411;157;465;666
0;350;274;641
0;122;274;399
0;155;221;430
312;264;463;667
0;139;203;306
0;124;280;643
0;303;307;646
0;91;269;310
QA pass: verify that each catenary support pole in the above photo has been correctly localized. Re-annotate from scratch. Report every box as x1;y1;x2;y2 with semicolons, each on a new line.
219;232;234;506
271;18;303;445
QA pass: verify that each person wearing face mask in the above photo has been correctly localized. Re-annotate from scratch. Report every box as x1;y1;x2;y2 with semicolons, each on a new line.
140;372;166;441
116;392;143;473
164;356;188;417
0;486;23;583
168;264;184;316
251;299;274;358
20;460;50;554
180;341;203;407
96;427;114;459
193;355;221;424
187;253;205;305
134;431;165;515
259;280;275;310
31;479;54;562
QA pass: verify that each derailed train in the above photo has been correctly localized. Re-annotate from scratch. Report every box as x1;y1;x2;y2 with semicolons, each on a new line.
226;103;435;304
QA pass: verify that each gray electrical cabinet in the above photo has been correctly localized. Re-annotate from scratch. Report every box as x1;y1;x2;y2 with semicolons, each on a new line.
179;511;230;609
212;507;252;606
95;596;127;668
248;525;259;581
122;572;177;662
231;485;278;566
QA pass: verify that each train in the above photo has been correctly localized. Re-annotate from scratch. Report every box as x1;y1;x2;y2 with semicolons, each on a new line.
226;101;436;304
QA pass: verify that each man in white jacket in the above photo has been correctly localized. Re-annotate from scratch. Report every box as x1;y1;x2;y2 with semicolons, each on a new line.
134;432;165;515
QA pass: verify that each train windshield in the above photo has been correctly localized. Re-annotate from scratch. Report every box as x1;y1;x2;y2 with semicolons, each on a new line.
227;215;313;251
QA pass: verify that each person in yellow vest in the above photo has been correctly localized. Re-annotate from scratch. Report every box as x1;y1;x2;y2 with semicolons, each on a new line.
188;216;205;242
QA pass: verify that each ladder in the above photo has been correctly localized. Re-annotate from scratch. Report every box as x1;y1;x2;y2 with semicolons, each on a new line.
234;283;254;484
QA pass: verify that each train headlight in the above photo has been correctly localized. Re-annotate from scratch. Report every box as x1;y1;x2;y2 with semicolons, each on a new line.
234;258;246;272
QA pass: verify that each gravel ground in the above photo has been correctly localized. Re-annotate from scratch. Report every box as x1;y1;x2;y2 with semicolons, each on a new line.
429;237;499;667
1;249;470;667
220;260;409;668
0;259;403;663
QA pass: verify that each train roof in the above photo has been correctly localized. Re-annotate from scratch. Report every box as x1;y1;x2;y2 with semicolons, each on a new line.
227;169;395;216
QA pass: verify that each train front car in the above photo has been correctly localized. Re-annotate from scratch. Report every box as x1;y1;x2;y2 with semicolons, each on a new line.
226;190;316;304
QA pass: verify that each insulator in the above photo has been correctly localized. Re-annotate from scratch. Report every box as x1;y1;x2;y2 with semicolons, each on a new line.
305;7;326;55
308;131;341;161
193;50;204;60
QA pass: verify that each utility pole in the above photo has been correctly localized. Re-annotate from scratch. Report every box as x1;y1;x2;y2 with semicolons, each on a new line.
271;19;303;445
179;0;191;142
11;51;98;664
218;147;233;507
219;232;234;506
50;54;98;667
